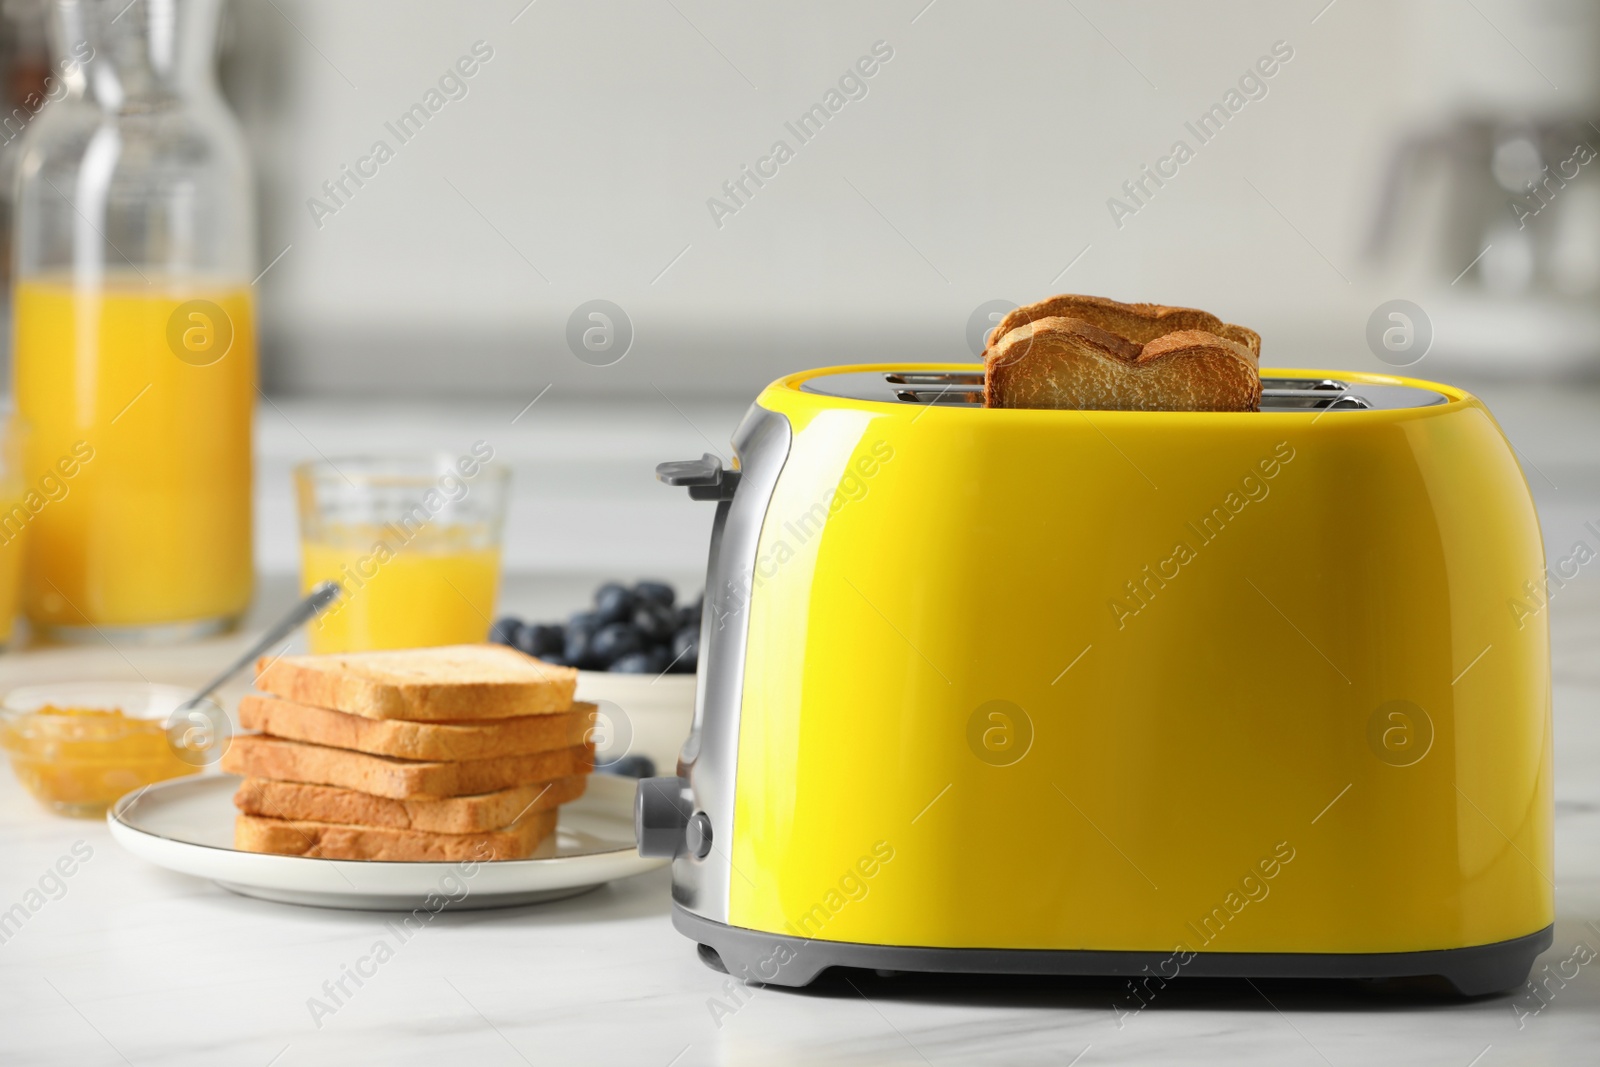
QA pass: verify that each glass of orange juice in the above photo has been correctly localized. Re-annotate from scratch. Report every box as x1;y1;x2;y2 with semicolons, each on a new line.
295;451;510;654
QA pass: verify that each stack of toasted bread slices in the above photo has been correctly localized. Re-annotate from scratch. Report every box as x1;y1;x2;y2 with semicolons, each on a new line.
983;293;1262;411
221;644;591;862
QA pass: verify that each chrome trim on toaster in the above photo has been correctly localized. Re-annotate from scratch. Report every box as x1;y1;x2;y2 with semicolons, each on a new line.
672;404;792;923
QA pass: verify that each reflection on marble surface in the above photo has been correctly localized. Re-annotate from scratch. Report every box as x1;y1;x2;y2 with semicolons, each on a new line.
0;384;1597;1064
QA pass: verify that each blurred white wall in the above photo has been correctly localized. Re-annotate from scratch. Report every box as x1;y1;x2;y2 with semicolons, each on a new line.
217;0;1600;397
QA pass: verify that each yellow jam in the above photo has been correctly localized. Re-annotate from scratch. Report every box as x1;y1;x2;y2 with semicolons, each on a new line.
0;705;197;816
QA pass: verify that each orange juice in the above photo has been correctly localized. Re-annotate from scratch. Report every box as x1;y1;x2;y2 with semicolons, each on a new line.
302;524;501;653
11;276;255;632
0;490;23;645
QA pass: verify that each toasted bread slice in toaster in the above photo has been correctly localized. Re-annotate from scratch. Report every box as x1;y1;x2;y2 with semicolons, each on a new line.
984;319;1261;411
986;293;1261;358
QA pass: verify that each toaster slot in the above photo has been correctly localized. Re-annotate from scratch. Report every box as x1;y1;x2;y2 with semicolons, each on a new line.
1261;391;1372;410
1260;378;1346;392
893;388;984;405
890;384;1372;409
884;371;985;386
799;369;1442;409
1261;378;1372;410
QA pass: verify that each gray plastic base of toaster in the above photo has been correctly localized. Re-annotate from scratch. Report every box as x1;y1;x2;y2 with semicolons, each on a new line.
674;906;1552;997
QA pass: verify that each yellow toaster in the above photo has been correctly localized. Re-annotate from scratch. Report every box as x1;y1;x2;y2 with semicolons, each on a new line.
636;365;1553;995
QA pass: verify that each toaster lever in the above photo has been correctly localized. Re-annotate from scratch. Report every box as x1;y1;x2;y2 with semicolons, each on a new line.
636;776;695;857
656;453;741;501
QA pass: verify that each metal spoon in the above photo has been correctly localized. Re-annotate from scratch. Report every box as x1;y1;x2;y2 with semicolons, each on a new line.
166;581;341;766
177;580;342;713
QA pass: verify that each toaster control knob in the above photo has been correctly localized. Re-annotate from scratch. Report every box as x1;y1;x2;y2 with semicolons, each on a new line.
655;453;741;501
635;776;692;857
685;812;713;859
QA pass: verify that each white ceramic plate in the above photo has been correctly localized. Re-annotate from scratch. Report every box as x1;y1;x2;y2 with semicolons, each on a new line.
107;772;665;911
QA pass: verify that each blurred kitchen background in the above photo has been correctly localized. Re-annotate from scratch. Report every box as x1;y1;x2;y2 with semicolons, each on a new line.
0;0;1597;583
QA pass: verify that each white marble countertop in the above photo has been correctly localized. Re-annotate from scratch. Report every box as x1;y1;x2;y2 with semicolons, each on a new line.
2;387;1599;1065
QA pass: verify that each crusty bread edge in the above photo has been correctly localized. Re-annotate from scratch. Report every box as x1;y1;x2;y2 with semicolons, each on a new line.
986;293;1262;359
220;734;596;799
237;693;597;761
984;321;1262;411
234;809;559;861
233;775;587;834
252;652;578;722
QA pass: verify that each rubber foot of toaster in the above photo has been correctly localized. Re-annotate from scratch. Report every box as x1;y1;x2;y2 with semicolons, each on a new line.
672;905;1552;996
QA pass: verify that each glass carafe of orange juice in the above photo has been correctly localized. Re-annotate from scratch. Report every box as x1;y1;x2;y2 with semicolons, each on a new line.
0;415;28;648
11;0;255;640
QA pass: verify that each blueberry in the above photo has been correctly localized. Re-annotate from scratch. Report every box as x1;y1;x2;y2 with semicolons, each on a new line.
489;616;523;647
596;754;657;778
632;602;676;644
526;623;566;657
540;654;573;668
589;622;643;667
633;580;675;608
677;594;705;627
609;651;655;673
670;627;698;672
594;583;636;625
560;627;592;668
567;611;601;638
512;624;541;657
